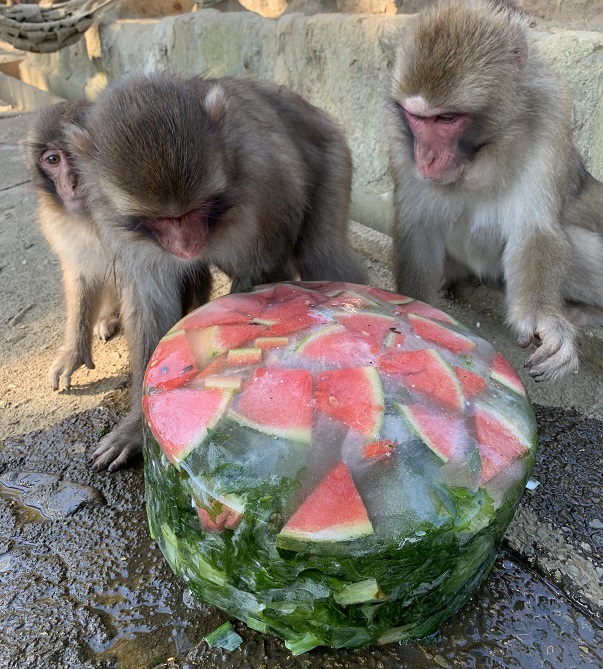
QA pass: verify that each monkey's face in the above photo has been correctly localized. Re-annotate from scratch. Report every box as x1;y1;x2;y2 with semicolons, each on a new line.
399;96;474;184
37;145;85;214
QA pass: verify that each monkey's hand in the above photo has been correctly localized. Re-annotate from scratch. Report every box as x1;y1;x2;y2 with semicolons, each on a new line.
519;315;579;382
90;411;142;472
49;343;95;391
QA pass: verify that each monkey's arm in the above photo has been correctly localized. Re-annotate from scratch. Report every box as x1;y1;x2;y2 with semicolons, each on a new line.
392;199;447;303
503;227;578;382
89;261;186;471
49;265;103;390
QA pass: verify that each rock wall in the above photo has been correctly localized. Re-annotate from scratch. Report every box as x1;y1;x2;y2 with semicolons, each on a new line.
18;9;603;234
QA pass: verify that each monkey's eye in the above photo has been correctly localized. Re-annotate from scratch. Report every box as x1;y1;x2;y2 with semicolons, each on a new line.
437;114;459;123
42;150;61;166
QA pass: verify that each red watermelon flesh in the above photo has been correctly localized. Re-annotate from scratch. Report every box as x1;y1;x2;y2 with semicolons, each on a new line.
324;290;380;310
229;368;313;442
314;367;385;438
297;325;380;367
143;387;233;463
144;330;197;392
362;439;397;461
364;286;414;305
335;312;397;345
187;323;268;365
277;461;374;542
398;403;465;462
180;289;273;330
474;402;530;462
455;367;487;399
407;314;476;354
395;301;458;325
379;348;464;412
197;501;243;533
490;353;526;396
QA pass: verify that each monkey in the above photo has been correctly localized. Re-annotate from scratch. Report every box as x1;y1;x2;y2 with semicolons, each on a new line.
26;100;121;392
64;73;366;471
387;0;603;383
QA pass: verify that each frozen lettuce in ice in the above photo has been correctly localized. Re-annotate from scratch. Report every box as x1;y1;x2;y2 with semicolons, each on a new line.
142;282;538;653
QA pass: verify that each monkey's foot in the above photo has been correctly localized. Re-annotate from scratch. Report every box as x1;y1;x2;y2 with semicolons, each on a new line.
49;344;95;391
521;316;579;382
90;412;142;472
93;315;121;341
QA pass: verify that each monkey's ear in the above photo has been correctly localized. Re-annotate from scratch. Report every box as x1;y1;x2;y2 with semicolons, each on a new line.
65;123;94;159
204;85;228;129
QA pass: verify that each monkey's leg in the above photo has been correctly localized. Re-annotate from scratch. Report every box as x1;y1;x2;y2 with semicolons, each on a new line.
93;283;120;341
90;268;186;472
182;263;213;312
50;268;103;390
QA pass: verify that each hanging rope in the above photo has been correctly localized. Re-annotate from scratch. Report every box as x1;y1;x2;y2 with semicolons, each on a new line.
0;0;120;53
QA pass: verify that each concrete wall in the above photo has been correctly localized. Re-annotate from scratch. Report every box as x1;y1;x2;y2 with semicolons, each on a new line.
18;10;603;234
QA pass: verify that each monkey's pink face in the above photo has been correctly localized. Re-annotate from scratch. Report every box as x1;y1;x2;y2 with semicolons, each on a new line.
402;103;472;185
38;147;84;214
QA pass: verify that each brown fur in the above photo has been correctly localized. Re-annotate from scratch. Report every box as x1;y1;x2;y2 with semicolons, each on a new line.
67;73;366;471
388;0;603;382
26;101;120;391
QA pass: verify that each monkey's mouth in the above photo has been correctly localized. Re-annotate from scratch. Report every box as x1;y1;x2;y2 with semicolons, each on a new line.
144;209;211;260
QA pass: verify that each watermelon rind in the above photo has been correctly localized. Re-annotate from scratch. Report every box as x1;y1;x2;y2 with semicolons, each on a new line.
276;462;374;550
397;403;463;463
228;409;312;443
333;578;388;606
490;353;526;397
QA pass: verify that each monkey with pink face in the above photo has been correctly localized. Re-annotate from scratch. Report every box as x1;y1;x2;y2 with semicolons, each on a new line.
32;74;365;471
27;101;121;392
388;0;603;382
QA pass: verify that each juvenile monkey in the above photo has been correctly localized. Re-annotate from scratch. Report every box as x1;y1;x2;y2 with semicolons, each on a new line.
27;101;120;391
388;0;603;382
67;74;366;471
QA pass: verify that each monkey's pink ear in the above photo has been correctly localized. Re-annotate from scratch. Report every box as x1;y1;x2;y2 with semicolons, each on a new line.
204;85;228;129
65;123;93;158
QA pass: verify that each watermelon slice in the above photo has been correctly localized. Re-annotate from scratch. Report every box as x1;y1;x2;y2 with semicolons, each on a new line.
229;368;313;442
455;367;487;399
362;440;396;461
276;461;374;546
324;290;380;310
143;387;233;463
379;348;465;412
364;286;414;305
187;323;268;364
384;330;406;349
144;330;196;392
204;375;243;391
334;312;397;344
226;348;262;366
397;403;465;462
474;401;530;469
490;353;526;396
197;500;244;533
296;325;380;367
257;298;329;337
407;314;475;354
395;301;458;325
254;336;290;350
179;289;273;330
314;367;385;438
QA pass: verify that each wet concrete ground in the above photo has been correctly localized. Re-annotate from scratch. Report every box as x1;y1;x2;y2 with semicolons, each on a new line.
0;401;601;669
